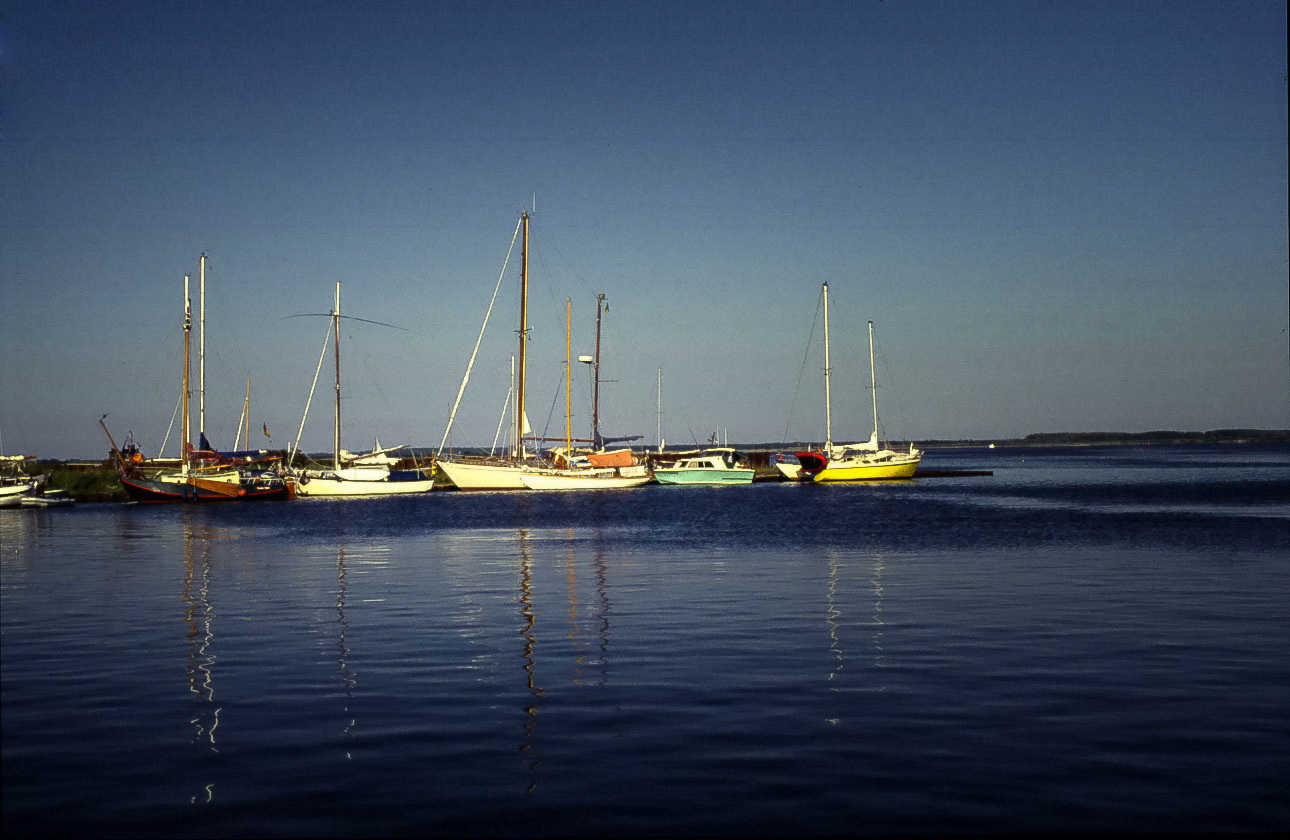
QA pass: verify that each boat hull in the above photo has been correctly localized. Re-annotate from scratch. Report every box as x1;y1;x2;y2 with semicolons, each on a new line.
805;454;921;482
297;474;435;496
121;475;294;503
519;469;652;490
436;459;526;490
775;463;804;481
654;468;754;485
1;482;36;505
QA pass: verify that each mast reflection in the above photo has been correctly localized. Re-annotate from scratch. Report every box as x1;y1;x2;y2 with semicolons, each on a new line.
336;544;356;757
517;529;544;795
181;515;221;804
869;553;887;682
563;529;585;685
826;549;844;684
589;537;612;686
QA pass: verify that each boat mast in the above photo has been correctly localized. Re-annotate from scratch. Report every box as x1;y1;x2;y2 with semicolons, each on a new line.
244;374;251;449
333;281;342;471
182;273;192;475
592;293;605;448
235;373;250;450
515;212;529;459
199;253;207;448
564;298;573;456
868;320;879;443
657;367;664;452
822;282;833;449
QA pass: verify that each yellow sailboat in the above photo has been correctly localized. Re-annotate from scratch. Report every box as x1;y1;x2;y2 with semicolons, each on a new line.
795;283;921;481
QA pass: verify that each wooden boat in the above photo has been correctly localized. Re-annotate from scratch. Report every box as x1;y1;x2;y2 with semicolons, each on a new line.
291;283;435;496
436;212;538;490
519;297;650;491
519;466;651;490
794;283;921;482
101;259;294;503
654;447;755;485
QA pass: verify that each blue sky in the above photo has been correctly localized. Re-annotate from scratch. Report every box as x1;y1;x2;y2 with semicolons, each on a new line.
2;0;1286;459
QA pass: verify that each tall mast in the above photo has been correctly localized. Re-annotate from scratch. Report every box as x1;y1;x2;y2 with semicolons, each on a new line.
182;273;192;475
515;212;529;459
822;282;833;449
656;367;663;452
333;281;342;470
244;373;251;450
868;320;879;442
564;298;573;455
199;253;207;447
235;373;250;450
592;293;605;447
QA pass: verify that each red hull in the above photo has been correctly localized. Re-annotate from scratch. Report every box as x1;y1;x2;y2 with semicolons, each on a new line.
121;476;293;503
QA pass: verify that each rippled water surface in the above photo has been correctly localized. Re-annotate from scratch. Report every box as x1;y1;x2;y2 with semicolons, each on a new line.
4;444;1289;836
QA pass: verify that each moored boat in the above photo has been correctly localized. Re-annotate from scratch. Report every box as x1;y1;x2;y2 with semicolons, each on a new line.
794;283;921;482
519;464;652;490
772;452;804;481
290;283;435;497
1;455;39;506
518;297;650;491
654;447;754;485
100;258;295;503
436;212;539;490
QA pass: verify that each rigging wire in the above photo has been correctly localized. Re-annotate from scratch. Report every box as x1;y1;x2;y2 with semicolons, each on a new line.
290;317;334;466
437;216;523;457
780;285;824;445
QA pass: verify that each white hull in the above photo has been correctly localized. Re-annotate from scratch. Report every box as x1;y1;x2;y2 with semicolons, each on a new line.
297;476;434;496
519;468;652;490
437;459;527;490
20;491;74;507
775;463;803;481
1;482;36;504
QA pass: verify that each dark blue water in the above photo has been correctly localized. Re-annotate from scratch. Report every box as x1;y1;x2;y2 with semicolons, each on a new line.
4;444;1288;836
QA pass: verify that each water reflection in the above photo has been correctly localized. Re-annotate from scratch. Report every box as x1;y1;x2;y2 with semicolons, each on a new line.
336;544;356;757
869;553;887;683
826;549;844;684
180;516;221;804
825;550;889;724
517;529;544;795
589;538;612;686
563;530;584;685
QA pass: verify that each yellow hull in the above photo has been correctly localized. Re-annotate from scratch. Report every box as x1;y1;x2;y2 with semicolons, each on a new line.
812;457;920;482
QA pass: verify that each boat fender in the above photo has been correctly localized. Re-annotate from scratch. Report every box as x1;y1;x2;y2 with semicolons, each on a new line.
238;489;247;497
300;475;310;485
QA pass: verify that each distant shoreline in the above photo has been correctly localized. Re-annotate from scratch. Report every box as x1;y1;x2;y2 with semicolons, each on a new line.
923;429;1290;448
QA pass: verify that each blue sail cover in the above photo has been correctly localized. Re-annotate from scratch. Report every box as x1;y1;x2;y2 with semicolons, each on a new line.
594;432;643;449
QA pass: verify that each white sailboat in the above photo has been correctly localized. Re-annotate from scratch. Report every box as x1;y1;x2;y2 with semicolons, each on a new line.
436;211;539;490
519;298;651;491
1;455;39;507
293;282;435;496
793;283;922;481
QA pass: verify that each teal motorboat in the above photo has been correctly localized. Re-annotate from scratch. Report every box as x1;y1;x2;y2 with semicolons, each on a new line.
653;448;754;485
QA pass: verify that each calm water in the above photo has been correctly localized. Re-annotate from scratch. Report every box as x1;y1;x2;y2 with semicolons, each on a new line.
3;445;1288;836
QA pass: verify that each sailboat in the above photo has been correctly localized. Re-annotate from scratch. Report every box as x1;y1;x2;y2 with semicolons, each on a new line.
1;455;40;507
291;282;435;496
519;298;651;490
436;211;540;490
794;283;921;482
103;259;295;502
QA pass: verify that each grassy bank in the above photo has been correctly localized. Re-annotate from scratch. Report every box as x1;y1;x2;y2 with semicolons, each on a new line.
33;464;127;503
